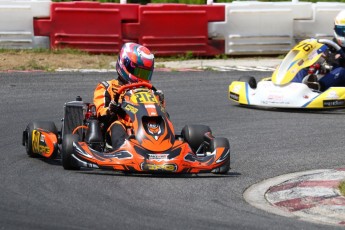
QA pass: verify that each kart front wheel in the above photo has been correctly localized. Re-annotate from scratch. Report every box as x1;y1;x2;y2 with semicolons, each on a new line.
181;125;212;152
24;121;58;158
239;75;257;89
61;134;80;170
211;137;230;174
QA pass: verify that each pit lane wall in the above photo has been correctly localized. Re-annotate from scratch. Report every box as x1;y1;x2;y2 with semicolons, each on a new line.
1;1;345;56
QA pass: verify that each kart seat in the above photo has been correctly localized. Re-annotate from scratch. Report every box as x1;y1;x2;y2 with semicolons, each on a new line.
85;119;104;143
303;74;320;91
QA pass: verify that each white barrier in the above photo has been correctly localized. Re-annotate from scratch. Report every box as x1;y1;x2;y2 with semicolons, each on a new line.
0;0;50;49
1;1;345;55
209;2;345;55
294;2;345;41
209;2;313;55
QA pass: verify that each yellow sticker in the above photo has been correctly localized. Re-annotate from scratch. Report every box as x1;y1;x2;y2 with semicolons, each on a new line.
32;130;41;153
131;92;158;104
124;104;138;114
31;130;50;154
145;164;176;171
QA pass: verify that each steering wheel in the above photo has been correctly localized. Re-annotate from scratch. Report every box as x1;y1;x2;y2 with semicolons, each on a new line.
318;39;345;59
114;82;156;104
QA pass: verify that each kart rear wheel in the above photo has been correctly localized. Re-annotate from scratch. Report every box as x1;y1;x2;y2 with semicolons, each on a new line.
239;75;257;89
61;134;80;170
210;138;230;174
181;125;212;152
24;121;58;158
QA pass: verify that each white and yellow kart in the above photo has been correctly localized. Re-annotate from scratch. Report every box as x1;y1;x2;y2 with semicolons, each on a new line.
228;39;345;109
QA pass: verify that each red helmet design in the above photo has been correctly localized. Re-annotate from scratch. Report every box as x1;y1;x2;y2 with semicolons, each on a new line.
116;43;154;84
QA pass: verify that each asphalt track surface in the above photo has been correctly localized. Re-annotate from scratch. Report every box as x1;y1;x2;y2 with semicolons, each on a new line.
1;71;345;230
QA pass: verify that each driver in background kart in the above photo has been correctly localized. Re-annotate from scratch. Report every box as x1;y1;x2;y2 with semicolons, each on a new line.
292;10;345;91
93;42;165;150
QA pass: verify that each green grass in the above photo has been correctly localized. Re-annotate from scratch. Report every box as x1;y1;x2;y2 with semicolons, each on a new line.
0;48;89;55
0;48;205;62
339;181;345;196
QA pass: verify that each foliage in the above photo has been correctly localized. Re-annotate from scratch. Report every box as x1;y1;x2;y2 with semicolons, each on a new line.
340;181;345;197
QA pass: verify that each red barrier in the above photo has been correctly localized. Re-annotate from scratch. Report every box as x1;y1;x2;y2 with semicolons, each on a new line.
34;2;139;53
123;4;225;56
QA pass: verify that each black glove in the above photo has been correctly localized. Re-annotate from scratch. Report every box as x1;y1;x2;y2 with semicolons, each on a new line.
155;90;165;105
108;101;121;115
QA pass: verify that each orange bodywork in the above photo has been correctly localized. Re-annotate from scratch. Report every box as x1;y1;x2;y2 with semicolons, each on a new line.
73;139;229;174
31;129;58;158
70;82;230;173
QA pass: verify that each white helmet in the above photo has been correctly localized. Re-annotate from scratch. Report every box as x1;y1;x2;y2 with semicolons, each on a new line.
334;10;345;48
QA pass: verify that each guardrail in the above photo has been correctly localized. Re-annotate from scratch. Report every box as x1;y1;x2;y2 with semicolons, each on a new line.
123;4;225;56
34;2;139;53
1;1;345;56
0;0;50;49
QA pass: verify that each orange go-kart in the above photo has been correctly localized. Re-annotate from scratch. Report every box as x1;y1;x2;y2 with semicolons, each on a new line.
22;82;230;174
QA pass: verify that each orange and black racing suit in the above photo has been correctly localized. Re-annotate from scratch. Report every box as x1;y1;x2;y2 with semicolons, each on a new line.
93;78;127;148
93;78;165;149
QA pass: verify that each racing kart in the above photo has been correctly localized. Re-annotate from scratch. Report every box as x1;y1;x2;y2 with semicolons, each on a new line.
228;38;345;109
22;82;230;174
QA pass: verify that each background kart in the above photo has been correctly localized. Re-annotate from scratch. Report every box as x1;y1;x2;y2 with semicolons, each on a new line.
22;82;230;174
228;39;345;109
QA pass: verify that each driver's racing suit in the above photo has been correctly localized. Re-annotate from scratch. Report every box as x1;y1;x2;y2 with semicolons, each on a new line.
292;42;345;91
93;78;165;149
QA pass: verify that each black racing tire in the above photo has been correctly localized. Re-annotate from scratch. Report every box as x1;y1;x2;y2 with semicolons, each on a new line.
61;134;80;170
210;137;230;174
239;75;257;89
24;121;58;158
181;125;212;152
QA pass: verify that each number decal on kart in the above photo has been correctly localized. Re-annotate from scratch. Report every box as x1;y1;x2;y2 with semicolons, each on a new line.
297;43;313;52
133;92;157;104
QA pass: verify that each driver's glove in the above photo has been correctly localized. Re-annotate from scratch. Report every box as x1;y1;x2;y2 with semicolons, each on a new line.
155;90;165;106
107;101;121;116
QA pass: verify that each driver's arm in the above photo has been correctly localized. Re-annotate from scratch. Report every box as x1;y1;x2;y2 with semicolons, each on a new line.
93;81;112;118
154;89;166;108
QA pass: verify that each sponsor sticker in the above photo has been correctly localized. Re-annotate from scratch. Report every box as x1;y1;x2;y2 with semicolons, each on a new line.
325;90;339;99
323;99;345;107
124;104;138;114
229;92;239;101
32;130;50;154
267;94;284;101
233;85;242;94
145;104;156;109
148;154;168;161
142;163;177;172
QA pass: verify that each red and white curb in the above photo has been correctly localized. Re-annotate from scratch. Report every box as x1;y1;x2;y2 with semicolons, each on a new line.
244;168;345;227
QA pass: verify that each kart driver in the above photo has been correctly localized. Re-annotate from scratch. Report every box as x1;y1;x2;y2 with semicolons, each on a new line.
292;10;345;91
93;42;165;149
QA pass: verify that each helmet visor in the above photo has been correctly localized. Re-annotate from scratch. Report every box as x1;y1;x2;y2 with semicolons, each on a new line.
124;59;153;81
132;67;153;81
335;25;345;36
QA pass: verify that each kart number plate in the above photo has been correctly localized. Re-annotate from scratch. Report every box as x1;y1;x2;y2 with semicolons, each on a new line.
131;92;157;104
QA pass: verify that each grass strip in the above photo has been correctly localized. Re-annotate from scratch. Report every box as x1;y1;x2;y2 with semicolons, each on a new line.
339;180;345;196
